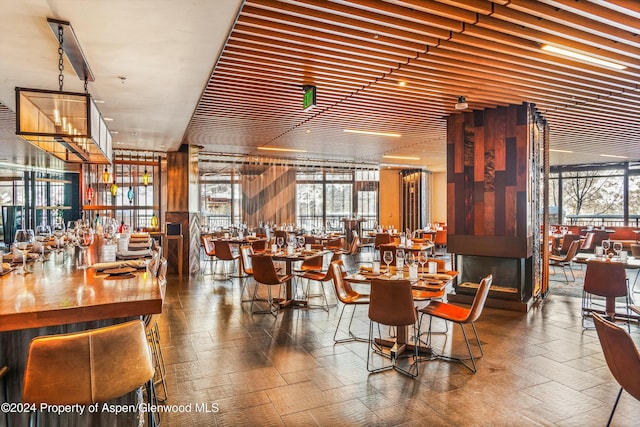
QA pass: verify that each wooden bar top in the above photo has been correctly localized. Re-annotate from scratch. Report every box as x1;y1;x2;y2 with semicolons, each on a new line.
0;253;162;332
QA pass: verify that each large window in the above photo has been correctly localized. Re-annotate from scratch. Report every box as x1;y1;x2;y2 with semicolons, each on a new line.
550;164;636;226
296;168;378;231
200;174;241;229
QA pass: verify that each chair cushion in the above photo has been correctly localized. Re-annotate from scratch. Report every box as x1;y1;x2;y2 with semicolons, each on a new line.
420;300;470;323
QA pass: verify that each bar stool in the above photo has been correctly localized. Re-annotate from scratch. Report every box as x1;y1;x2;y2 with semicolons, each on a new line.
23;320;156;426
1;365;8;426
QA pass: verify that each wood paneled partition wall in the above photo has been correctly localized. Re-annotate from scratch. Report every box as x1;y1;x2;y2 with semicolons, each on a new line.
446;103;545;310
242;165;296;226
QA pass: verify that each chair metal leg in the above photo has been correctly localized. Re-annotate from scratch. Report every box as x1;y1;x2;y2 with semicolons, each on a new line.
333;304;367;343
607;387;623;427
366;321;418;378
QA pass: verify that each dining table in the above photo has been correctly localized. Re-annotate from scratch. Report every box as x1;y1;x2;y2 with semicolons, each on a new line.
263;249;330;308
0;243;163;426
346;266;458;358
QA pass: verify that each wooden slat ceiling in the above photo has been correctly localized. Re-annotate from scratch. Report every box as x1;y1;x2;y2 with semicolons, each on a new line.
185;0;640;171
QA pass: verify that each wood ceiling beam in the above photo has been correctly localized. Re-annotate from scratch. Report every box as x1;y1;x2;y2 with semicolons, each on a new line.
243;2;440;46
232;23;416;60
506;0;640;46
491;3;640;58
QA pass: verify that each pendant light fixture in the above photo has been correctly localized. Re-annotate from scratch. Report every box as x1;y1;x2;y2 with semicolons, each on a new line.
455;96;468;110
127;153;134;204
102;166;110;186
110;163;118;197
15;18;112;164
85;166;94;204
142;152;149;186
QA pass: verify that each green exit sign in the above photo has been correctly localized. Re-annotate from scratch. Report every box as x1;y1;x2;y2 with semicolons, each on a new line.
303;86;316;112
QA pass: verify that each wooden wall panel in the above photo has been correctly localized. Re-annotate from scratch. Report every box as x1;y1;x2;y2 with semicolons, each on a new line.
446;103;540;258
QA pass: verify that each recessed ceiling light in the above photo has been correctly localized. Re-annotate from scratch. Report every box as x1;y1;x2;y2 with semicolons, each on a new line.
103;117;114;121
542;45;627;70
398;81;406;87
383;155;420;161
257;147;308;153
110;130;119;134
549;149;573;153
115;141;125;145
94;99;105;104
344;129;401;137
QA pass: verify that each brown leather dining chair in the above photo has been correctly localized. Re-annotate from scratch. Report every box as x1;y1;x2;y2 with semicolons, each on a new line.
295;251;341;311
330;260;370;343
418;274;493;373
22;320;157;426
367;278;419;378
201;235;217;275
592;313;640;427
549;239;581;282
250;254;292;317
581;259;631;331
213;239;240;280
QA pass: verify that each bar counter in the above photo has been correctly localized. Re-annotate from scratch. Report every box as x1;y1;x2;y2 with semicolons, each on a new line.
0;249;163;426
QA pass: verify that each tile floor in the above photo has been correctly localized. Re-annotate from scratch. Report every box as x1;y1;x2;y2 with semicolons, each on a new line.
157;257;639;426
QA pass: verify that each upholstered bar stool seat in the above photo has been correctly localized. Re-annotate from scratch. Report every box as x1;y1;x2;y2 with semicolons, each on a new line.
23;320;156;425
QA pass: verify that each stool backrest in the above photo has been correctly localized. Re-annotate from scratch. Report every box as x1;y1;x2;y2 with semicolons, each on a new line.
584;260;627;298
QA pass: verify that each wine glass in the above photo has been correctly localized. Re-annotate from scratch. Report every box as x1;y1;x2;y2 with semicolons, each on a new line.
35;224;51;241
419;250;428;275
406;252;416;267
276;237;284;252
75;227;94;269
613;242;623;259
383;250;393;276
602;240;610;256
52;221;65;251
14;229;34;274
297;236;305;249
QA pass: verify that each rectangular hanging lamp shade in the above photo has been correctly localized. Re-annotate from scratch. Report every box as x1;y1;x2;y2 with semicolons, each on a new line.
15;87;112;164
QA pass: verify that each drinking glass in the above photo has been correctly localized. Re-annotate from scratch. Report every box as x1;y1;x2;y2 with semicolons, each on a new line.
276;237;284;252
383;250;393;275
613;242;623;259
14;229;34;274
396;249;405;271
406;252;415;267
297;236;305;248
75;227;94;269
602;240;610;255
35;224;51;240
419;250;428;275
52;221;65;250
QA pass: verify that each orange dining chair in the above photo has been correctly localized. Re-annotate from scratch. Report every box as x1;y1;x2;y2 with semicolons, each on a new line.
367;279;419;378
250;255;292;317
592;313;640;427
295;251;340;311
373;233;392;249
580;231;596;252
553;233;582;256
200;235;217;275
549;239;581;282
581;259;631;331
433;229;447;256
330;260;370;343
213;239;240;280
418;274;493;373
239;245;255;302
